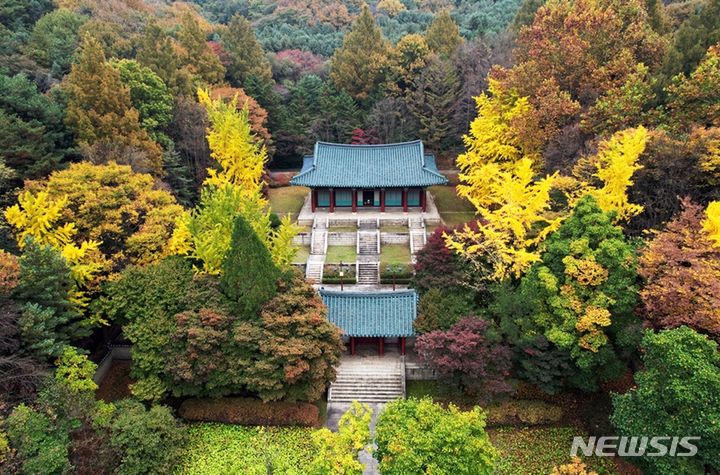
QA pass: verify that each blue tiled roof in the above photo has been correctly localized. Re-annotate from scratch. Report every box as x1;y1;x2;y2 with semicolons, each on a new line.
320;289;417;337
290;140;448;188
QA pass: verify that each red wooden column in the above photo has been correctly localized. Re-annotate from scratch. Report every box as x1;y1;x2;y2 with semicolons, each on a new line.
378;337;385;356
329;188;335;213
311;189;317;212
380;189;386;212
352;189;357;212
402;188;408;212
350;337;356;355
421;189;427;212
400;337;406;355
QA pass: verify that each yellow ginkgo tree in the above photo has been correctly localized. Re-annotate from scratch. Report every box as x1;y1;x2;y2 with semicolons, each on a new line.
170;89;298;274
447;158;562;280
573;126;647;222
450;90;647;282
4;190;102;306
704;201;720;247
456;79;539;212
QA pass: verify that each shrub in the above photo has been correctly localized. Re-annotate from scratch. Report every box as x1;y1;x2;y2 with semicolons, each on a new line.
4;404;70;475
415;317;513;396
412;223;475;294
179;397;320;427
413;287;476;333
515;336;574;395
375;397;497;475
551;457;599;475
107;399;187;475
611;326;720;474
310;402;372;475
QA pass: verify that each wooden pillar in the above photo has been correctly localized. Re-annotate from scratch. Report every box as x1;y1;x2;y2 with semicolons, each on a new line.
352;189;357;212
421;189;427;212
350;337;356;355
401;337;406;355
402;188;408;212
379;337;384;356
329;188;335;213
380;189;386;212
311;189;317;212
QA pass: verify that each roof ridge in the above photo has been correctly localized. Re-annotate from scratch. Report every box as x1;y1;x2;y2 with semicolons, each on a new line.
315;140;422;149
320;289;417;297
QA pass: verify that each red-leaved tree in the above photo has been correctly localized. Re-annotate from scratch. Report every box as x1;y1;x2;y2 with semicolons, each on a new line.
415;317;512;396
639;198;720;340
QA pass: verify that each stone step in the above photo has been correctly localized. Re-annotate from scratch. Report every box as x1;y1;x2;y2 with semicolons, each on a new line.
334;379;402;385
330;386;403;393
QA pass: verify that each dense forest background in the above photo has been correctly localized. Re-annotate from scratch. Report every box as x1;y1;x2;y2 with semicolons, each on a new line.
1;0;719;242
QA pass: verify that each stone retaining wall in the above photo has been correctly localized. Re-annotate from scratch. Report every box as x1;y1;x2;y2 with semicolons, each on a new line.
93;345;131;384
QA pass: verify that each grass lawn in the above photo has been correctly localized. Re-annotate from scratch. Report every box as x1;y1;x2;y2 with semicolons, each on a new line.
328;225;357;233
380;224;409;233
325;245;356;263
178;423;315;475
406;381;620;474
291;246;309;264
490;427;619;475
267;186;308;221
428;185;476;227
380;244;411;265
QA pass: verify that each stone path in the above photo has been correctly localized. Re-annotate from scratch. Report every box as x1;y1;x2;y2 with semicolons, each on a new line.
326;402;383;475
325;354;405;475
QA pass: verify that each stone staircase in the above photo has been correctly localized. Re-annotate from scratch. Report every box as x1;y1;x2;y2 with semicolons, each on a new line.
305;254;324;283
357;259;380;285
356;218;379;285
311;218;328;255
357;232;379;255
409;217;427;255
328;357;405;404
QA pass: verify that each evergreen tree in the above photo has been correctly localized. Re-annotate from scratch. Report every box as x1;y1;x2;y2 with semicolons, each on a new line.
162;144;196;207
662;0;720;78
312;85;362;144
14;240;87;358
63;34;163;175
512;0;545;30
220;215;280;317
329;5;390;102
283;74;325;152
136;24;192;97
222;14;273;89
408;56;459;151
25;8;86;77
425;11;462;58
0;73;73;180
110;59;174;145
177;12;225;86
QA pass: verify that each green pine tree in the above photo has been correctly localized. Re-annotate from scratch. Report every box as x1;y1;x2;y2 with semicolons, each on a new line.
222;14;273;89
329;5;390;102
408;57;459;152
220;215;280;317
177;12;225;86
14;240;87;358
425;11;462;58
662;0;720;78
136;24;192;97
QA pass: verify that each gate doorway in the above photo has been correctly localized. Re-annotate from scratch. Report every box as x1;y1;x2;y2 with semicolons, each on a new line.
362;190;374;206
